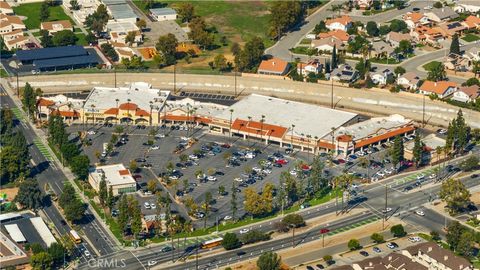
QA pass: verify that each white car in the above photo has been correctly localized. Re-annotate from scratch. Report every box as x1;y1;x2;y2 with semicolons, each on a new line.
207;176;217;181
382;207;392;213
234;178;243;182
424;5;432;10
223;215;232;221
428;174;436;179
150;145;160;150
263;169;272;174
156;133;166;138
290;170;297;176
415;210;425;216
84;250;91;257
148;260;157;266
437;129;447;134
384;168;394;175
189;154;199;160
239;228;249;234
356;151;365;156
416;174;425;180
87;130;96;135
150;203;156;209
408;236;421;243
252;167;262;172
376;171;385;177
144;202;151;209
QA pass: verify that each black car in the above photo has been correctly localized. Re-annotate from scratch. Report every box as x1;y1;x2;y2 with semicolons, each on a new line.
236;251;246;256
161;246;174;253
316;264;325;269
471;174;478;178
306;266;315;270
413;7;420;11
60;220;67;225
135;158;146;162
360;251;369;257
403;185;413;191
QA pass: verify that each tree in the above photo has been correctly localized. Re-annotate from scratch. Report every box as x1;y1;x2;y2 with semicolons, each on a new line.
40;30;53;48
244;187;263;216
177;3;194;22
426;62;446;82
257;251;282;270
15;179;43;210
155;33;178;66
313;21;327;34
412;135;424;167
22;82;37;117
268;1;303;39
240;230;270;244
355;58;371;80
213;54;228;71
117;195;129;233
389;19;407;33
85;4;109;35
222;232;241;250
347;35;369;54
121;55;145;70
129;160;138;173
59;184;75;209
1;131;30;183
398;40;413;56
69;0;80;10
107;186;114;211
450;34;460;55
40;1;50;22
446;221;464;251
52;30;78;46
394;66;406;77
136;19;146;30
99;176;107;207
455;109;469;152
390;224;406;237
30;252;53;270
463;77;480;87
440;178;471;214
282;213;305;228
125;31;137;46
64;197;86;222
188;17;213;50
457;230;474;257
30;242;45;254
235;36;265;72
371;233;384;243
366;21;379;37
430;230;441;241
348;238;361;250
131;202;142;238
47;242;65;265
331;45;338;69
379;25;391;35
230;42;241;56
70;155;89;180
391;136;404;169
461;156;479;171
101;43;118;62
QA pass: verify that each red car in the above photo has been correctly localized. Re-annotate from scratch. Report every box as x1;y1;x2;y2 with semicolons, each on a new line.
276;159;288;165
221;143;231;148
337;159;346;164
301;164;311;171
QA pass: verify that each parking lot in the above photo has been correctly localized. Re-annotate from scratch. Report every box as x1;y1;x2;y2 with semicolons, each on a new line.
69;122;456;229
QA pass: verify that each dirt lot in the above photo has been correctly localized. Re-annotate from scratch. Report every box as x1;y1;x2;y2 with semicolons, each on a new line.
0;187;19;202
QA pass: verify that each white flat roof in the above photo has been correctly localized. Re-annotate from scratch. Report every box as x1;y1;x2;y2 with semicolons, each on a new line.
0;212;22;223
329;114;412;141
214;94;357;138
106;20;139;33
30;217;57;247
83;82;170;112
405;134;445;151
4;224;26;243
90;164;136;186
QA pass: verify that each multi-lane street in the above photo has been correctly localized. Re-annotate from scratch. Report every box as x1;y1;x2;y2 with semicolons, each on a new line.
0;85;118;262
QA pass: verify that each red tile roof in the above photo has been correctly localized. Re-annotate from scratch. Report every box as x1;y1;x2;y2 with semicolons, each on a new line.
325;15;352;27
119;102;138;110
119;169;130;176
37;98;55;107
162;114;212;124
337;134;352;142
355;125;415;148
317;30;350;42
104;108;119;115
135;109;150;117
50;110;79;117
419;81;457;95
258;57;289;74
231;119;287;139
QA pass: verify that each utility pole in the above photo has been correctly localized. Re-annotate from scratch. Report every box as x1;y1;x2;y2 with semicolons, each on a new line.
234;68;237;97
114;68;117;88
291;226;295;248
422;94;426;127
331;79;334;109
173;64;176;93
383;184;388;230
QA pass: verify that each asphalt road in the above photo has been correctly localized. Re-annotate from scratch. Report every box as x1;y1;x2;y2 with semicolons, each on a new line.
0;86;117;262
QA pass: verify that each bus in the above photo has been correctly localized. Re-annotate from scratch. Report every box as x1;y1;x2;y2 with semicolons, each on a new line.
201;237;223;249
69;230;82;244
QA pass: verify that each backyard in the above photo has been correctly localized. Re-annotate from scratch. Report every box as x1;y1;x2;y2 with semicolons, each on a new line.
461;33;480;43
13;2;73;29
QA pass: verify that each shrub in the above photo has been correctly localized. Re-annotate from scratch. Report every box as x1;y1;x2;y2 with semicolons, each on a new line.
241;230;270;245
282;213;305;228
371;233;385;243
348;238;361;250
390;224;406;237
222;232;242;250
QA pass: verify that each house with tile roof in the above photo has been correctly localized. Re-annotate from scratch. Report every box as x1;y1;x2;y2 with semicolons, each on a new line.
0;2;14;15
454;1;480;13
452;85;480;103
444;53;470;72
462;15;480;30
403;12;430;29
0;14;26;33
411;25;445;46
396;72;421;90
297;59;323;76
464;47;480;62
311;37;345;53
4;35;30;50
386;31;413;47
437;21;467;37
317;30;350;42
402;242;473;270
257;57;290;76
424;7;459;23
40;20;73;34
325;15;352;31
419;80;458;98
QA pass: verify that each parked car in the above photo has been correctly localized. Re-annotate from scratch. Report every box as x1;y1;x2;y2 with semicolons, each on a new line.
415;210;425;216
359;251;369;257
373;247;382;253
239;228;249;234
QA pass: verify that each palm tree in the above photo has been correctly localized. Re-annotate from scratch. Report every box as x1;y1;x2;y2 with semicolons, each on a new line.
115;98;120;124
182;221;192;250
67;102;73;124
90;104;96;124
229;108;234;139
149;101;153;126
126;98;131;125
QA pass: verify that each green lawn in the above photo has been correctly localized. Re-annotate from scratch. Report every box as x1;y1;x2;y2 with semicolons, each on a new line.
75;33;87;46
461;33;480;42
13;3;73;29
423;61;442;71
0;68;9;78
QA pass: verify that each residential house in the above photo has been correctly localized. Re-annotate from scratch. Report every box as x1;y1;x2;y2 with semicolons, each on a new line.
403;12;430;29
382;253;428;270
464;47;480;61
419;80;458;98
0;14;26;34
454;1;480;13
311;38;344;53
396;72;421;90
325;15;352;31
317;30;350;43
0;2;14;15
462;15;480;30
4;35;30;50
331;64;358;82
402;242;473;270
354;0;372;10
437;21;467;37
257;57;290;76
64;0;100;24
371;68;394;85
297;59;323;76
370;40;395;59
452;85;480;103
106;21;142;46
150;7;177;21
424;7;459;23
444;53;470;71
114;47;137;61
40;20;74;35
411;25;445;46
0;29;23;43
386;31;413;47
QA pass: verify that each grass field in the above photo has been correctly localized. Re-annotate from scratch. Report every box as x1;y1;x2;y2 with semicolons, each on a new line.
422;61;442;71
75;33;87;46
13;3;73;29
461;33;480;42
